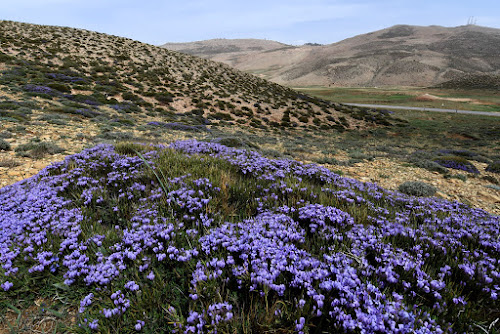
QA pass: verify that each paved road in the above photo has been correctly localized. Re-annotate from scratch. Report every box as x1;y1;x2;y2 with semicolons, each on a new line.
344;103;500;117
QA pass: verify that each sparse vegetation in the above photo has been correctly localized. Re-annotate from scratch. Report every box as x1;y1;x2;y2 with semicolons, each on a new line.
486;160;500;174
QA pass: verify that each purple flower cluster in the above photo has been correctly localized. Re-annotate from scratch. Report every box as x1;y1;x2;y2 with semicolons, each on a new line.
0;139;498;333
434;158;480;174
23;84;56;95
74;108;100;118
109;103;132;111
46;72;85;83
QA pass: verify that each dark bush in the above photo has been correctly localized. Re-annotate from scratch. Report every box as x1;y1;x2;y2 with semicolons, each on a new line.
98;131;134;141
212;112;233;121
409;159;448;174
218;137;243;148
0;139;11;151
482;175;499;185
47;82;71;93
315;156;339;165
348;150;374;161
398;181;437;197
486;161;500;174
155;92;174;104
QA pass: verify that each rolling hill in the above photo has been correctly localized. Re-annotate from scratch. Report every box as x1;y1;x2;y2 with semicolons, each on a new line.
0;20;397;138
161;24;500;87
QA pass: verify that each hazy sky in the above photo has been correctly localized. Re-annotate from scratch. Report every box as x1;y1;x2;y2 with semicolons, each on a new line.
0;0;499;45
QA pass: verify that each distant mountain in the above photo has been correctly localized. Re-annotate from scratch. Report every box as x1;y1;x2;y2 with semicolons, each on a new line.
162;38;291;59
161;25;500;87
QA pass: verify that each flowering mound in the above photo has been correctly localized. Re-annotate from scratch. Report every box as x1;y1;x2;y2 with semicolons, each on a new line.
433;156;480;174
0;140;499;333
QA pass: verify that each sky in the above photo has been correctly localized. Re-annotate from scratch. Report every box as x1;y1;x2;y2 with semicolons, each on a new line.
0;0;499;46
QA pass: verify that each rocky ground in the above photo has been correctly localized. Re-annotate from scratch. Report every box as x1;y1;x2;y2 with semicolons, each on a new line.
337;158;500;215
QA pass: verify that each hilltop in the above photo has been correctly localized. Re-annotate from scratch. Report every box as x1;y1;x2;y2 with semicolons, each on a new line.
161;25;500;87
162;38;291;60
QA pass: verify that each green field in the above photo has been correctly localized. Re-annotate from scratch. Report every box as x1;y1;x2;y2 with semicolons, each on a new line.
293;86;500;112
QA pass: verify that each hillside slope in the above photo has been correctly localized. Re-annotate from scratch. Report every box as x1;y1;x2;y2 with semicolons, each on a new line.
161;25;500;87
162;38;292;65
0;20;397;138
0;20;404;190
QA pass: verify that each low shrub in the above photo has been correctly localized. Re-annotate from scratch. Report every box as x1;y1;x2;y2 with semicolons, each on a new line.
444;174;467;182
315;156;339;165
47;82;71;93
482;175;499;185
398;181;437;197
15;140;65;159
147;121;207;132
0;139;11;151
0;131;12;139
485;161;500;174
217;137;243;148
98;131;134;141
348;150;374;161
0;157;21;167
408;159;448;174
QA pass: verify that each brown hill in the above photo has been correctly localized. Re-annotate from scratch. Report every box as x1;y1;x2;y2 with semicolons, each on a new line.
0;20;399;140
161;25;500;87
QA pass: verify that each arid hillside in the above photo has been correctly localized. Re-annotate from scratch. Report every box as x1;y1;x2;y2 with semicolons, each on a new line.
0;20;394;135
162;38;291;60
161;25;500;87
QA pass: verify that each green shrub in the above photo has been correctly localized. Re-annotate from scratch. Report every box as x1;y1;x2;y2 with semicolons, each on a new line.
398;181;437;197
47;82;71;93
444;174;467;182
155;92;174;104
482;175;499;185
348;150;374;161
212;112;233;121
0;139;11;151
15;140;64;159
98;131;134;141
485;161;500;174
0;131;12;139
315;156;339;165
218;137;243;148
114;142;148;156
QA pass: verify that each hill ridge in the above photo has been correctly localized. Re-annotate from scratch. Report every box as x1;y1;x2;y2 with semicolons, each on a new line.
161;24;500;87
